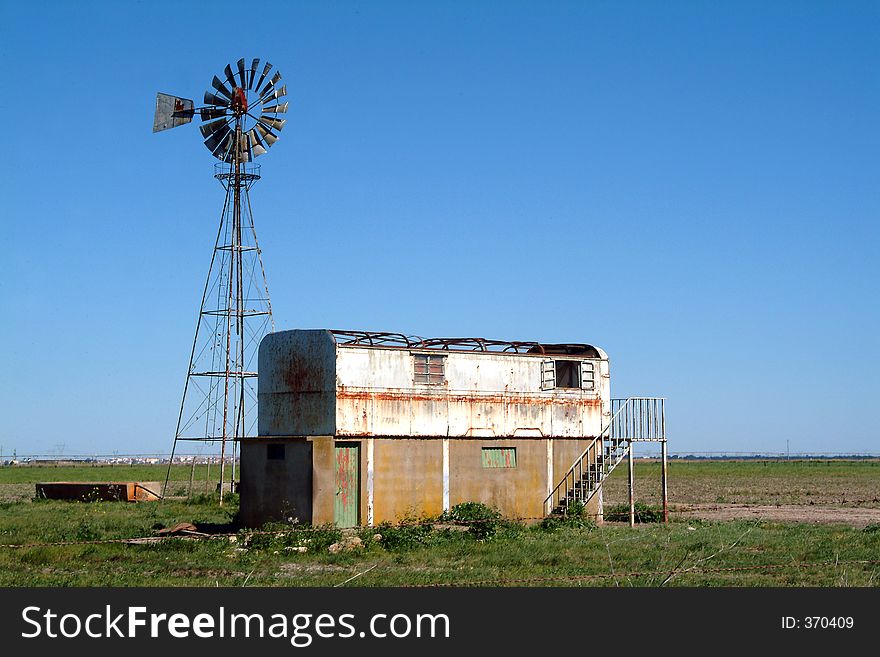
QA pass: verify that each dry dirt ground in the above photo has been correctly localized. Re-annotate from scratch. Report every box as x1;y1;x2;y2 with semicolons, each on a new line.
670;503;880;528
602;460;880;528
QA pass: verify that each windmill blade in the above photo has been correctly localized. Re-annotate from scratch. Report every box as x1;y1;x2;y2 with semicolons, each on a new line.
246;128;261;149
246;129;269;158
224;63;236;86
237;58;247;89
213;131;235;159
257;83;286;107
229;131;249;163
226;149;248;164
256;124;279;146
268;85;287;102
260;116;286;131
204;126;231;155
257;78;280;100
152;93;194;132
248;58;260;89
254;61;272;96
261;102;289;114
199;107;229;121
204;91;230;107
256;81;276;103
225;141;250;163
243;133;254;161
212;76;233;99
256;86;287;108
199;118;229;139
260;83;287;101
258;71;282;97
204;125;232;154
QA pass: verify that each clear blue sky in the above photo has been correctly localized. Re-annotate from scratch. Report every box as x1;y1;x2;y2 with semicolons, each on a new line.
1;1;877;456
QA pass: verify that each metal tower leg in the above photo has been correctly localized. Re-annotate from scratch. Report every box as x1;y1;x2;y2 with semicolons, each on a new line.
661;439;669;523
628;441;635;527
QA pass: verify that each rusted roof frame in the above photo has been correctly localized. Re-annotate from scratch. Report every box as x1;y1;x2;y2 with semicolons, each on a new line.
416;337;543;353
329;330;600;357
329;330;423;348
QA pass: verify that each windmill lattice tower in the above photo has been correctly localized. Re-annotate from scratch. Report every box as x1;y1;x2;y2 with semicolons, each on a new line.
153;58;287;503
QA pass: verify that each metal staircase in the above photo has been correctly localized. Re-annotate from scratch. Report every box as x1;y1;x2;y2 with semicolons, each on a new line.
545;397;666;516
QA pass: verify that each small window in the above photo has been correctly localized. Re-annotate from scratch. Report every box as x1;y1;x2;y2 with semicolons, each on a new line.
554;360;581;388
267;444;285;460
482;447;516;468
413;354;445;385
543;359;597;390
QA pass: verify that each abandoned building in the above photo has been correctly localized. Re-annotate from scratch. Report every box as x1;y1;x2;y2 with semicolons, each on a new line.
239;329;666;528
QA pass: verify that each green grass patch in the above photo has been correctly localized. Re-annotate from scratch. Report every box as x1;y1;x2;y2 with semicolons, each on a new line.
2;495;878;586
538;501;597;532
604;502;664;523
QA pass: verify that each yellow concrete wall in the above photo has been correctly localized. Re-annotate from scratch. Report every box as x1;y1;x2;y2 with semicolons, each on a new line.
448;438;548;520
372;439;444;523
242;435;605;527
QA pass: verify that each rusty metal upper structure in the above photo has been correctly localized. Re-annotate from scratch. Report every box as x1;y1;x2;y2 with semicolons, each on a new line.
258;329;611;440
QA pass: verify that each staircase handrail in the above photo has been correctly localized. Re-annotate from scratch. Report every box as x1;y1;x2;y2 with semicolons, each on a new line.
543;396;666;512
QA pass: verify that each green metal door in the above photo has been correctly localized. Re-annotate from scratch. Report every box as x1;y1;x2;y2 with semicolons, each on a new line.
334;443;360;528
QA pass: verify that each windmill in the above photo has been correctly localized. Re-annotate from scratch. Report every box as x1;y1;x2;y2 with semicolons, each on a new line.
153;58;287;504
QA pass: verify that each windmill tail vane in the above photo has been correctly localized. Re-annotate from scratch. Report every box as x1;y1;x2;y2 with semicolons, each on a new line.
153;58;283;505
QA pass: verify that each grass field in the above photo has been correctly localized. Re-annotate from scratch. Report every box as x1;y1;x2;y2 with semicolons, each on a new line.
0;461;878;587
0;464;218;503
